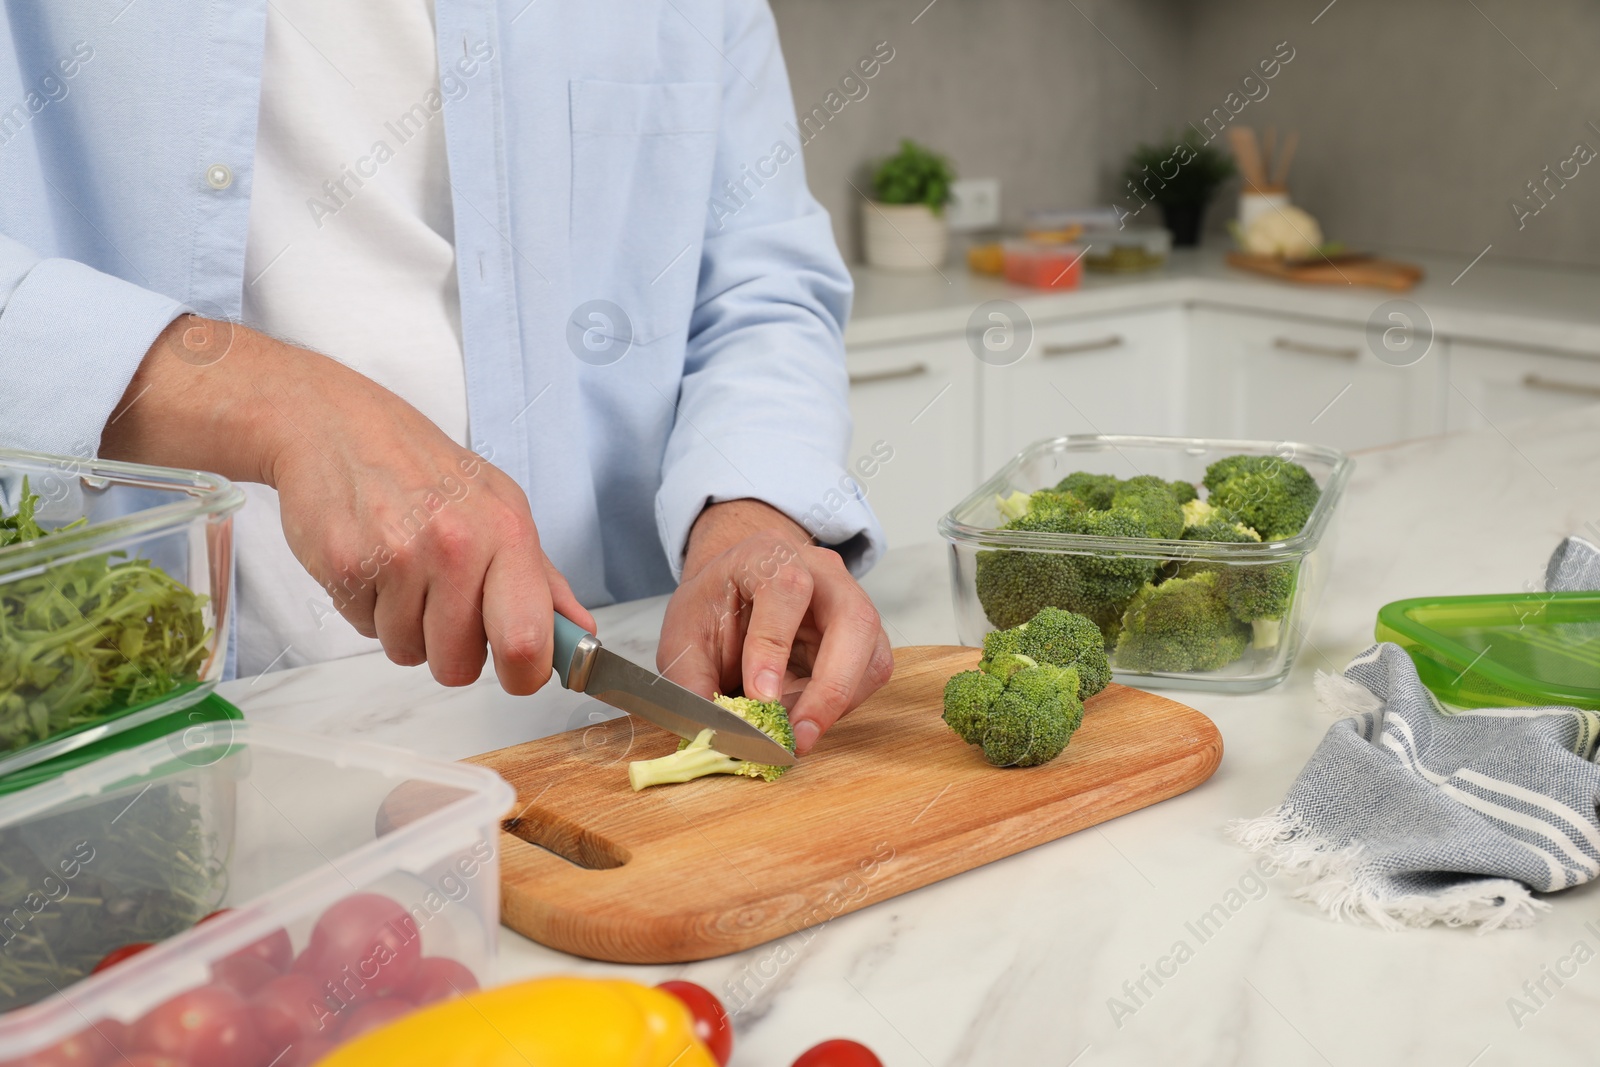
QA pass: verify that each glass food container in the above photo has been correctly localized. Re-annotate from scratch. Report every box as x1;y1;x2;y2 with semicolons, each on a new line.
0;448;243;777
939;435;1353;692
1082;227;1173;273
0;720;514;1066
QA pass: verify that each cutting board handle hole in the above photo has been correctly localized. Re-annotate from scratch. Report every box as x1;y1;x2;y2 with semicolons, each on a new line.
504;812;629;870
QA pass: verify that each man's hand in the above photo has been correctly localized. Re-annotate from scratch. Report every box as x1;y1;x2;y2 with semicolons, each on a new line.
100;315;595;691
657;499;893;755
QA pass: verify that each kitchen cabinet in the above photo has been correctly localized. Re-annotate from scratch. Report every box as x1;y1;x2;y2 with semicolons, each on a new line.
845;333;978;548
977;307;1187;470
1187;306;1443;451
1446;339;1600;430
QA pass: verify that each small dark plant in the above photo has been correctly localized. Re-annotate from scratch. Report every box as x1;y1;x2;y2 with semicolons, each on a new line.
871;139;956;213
1120;135;1236;208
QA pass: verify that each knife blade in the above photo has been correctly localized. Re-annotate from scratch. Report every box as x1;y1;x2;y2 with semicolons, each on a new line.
550;613;797;767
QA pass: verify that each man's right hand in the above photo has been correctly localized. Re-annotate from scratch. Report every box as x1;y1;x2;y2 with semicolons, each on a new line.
99;315;595;692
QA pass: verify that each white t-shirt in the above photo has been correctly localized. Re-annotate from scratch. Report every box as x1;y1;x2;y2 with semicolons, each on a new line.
237;0;468;675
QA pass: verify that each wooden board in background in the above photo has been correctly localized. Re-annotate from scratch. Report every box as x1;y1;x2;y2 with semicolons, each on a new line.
449;646;1222;963
1227;250;1423;291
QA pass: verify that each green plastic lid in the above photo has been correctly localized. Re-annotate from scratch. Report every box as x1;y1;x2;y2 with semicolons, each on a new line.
0;693;243;797
1375;592;1600;711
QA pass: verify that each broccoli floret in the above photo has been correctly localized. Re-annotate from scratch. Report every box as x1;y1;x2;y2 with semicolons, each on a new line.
1222;561;1298;650
943;662;1084;767
1054;471;1121;510
974;502;1158;634
1111;477;1186;540
995;490;1033;522
1112;571;1250;673
1204;456;1321;541
980;606;1110;699
627;694;796;790
943;669;1005;743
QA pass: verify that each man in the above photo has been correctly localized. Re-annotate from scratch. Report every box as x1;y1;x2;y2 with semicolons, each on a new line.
0;0;891;754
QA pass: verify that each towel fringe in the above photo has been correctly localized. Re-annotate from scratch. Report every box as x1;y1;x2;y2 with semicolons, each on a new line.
1228;806;1546;933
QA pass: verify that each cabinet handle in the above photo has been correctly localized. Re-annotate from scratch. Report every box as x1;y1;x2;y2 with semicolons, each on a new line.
1272;337;1359;359
848;361;930;385
1041;335;1124;357
1522;372;1600;399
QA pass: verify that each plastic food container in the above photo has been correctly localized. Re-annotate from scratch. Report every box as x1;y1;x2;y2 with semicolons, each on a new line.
1083;227;1172;273
1002;241;1085;289
939;435;1353;692
0;448;243;777
1375;591;1600;710
0;719;514;1065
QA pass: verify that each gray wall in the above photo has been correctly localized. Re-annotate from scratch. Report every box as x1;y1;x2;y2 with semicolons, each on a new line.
772;0;1600;269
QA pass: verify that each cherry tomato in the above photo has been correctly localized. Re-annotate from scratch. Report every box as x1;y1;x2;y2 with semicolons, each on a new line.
251;973;337;1049
90;942;152;974
337;998;413;1041
655;981;733;1067
398;957;479;1007
133;987;265;1067
118;1057;189;1067
791;1039;884;1067
200;909;295;975
211;955;278;997
293;894;420;998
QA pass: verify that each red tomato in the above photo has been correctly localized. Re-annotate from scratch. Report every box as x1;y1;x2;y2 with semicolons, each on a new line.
200;909;295;975
251;973;337;1048
398;957;479;1007
336;998;413;1042
211;955;279;997
655;981;733;1067
90;942;152;974
791;1039;884;1067
197;909;232;924
118;1057;189;1067
132;987;265;1067
293;894;420;998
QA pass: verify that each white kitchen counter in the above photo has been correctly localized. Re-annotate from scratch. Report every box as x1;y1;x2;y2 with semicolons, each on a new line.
845;247;1600;358
222;403;1600;1067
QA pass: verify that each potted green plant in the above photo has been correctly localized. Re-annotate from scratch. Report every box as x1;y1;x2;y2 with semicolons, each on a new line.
863;139;956;270
1119;136;1235;247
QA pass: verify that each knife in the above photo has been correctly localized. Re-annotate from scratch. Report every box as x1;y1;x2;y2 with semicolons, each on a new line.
551;613;797;767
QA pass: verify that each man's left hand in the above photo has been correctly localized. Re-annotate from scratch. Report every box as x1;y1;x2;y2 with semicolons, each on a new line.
657;500;893;755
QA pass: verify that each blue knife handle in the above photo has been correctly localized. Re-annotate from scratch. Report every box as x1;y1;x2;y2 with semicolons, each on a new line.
551;611;592;690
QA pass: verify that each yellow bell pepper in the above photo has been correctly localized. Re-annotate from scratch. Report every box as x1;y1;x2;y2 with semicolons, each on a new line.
316;975;719;1067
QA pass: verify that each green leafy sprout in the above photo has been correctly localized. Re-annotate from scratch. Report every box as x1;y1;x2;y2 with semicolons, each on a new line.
871;139;956;213
628;694;797;790
1;480;211;755
973;455;1319;672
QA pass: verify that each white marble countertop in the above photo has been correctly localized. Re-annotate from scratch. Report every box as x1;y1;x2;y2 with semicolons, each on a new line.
844;247;1600;358
222;404;1600;1067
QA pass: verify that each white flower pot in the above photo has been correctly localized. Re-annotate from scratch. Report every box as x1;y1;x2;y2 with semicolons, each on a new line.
861;201;949;271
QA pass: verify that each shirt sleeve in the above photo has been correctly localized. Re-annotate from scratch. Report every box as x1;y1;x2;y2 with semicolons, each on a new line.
0;232;187;458
653;0;886;581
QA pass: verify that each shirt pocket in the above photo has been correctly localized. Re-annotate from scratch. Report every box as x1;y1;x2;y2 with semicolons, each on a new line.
569;79;721;349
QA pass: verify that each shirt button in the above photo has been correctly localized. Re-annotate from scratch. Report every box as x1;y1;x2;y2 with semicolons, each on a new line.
205;163;233;190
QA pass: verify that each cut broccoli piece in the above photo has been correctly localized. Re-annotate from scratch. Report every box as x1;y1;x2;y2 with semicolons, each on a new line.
943;661;1084;768
1112;571;1250;673
980;606;1110;699
1110;476;1186;540
1053;471;1121;510
995;490;1034;522
1222;560;1298;651
627;694;796;790
943;669;1005;743
1204;456;1321;541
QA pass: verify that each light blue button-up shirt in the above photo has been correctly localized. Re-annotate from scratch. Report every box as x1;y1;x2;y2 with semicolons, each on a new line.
0;0;882;610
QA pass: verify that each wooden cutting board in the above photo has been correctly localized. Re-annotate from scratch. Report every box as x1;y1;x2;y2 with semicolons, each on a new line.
1227;250;1424;291
445;646;1221;964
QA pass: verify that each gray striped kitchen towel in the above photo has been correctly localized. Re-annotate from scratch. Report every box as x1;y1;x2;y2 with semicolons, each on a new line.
1233;642;1600;931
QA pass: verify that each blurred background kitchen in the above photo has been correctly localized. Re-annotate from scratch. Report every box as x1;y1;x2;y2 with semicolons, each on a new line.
768;0;1600;549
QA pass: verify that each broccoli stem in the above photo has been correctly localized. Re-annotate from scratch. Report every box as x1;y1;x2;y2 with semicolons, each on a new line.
627;729;744;791
1251;617;1283;651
